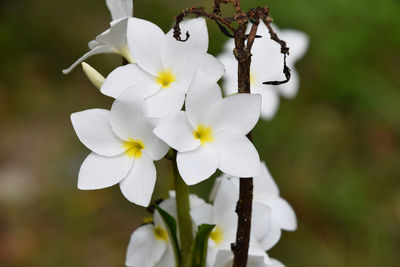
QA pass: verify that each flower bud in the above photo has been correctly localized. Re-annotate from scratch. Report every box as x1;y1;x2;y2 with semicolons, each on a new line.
81;62;105;89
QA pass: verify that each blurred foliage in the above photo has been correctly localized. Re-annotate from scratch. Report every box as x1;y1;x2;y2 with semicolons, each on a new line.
0;0;400;266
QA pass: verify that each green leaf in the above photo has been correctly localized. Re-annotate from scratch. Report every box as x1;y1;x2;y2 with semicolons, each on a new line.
155;205;181;266
188;224;215;267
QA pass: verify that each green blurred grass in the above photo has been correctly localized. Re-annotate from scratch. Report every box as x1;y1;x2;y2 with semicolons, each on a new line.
0;0;399;266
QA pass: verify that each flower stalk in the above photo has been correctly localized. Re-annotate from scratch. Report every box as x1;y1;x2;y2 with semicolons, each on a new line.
172;150;193;267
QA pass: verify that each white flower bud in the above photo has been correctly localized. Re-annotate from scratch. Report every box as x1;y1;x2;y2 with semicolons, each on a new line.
81;62;105;89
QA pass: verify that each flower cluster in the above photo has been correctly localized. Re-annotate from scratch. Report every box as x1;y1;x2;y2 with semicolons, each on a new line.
125;163;296;267
66;0;307;266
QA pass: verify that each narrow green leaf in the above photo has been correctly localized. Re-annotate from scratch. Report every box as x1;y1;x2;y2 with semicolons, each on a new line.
155;205;181;266
189;224;215;267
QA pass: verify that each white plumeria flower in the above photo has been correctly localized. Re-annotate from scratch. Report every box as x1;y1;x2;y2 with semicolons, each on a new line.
218;23;309;119
211;162;297;250
100;17;225;118
153;71;262;185
62;0;134;74
214;250;285;267
70;88;169;206
126;193;205;267
191;179;271;267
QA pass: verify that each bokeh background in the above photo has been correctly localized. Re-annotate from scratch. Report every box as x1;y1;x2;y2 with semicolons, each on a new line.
1;0;399;266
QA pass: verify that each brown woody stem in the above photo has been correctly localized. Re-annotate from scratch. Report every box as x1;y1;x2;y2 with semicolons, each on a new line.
230;22;254;267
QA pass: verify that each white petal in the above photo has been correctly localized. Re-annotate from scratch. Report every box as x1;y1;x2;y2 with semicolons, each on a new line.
185;71;223;127
191;53;225;83
247;255;271;267
213;179;238;223
153;111;200;152
106;0;133;21
161;19;206;69
189;194;206;209
251;203;271;241
213;250;234;267
120;153;156;206
207;247;219;267
190;203;214;226
281;29;309;63
259;224;281;251
177;145;219;185
110;88;171;160
96;18;128;52
154;244;175;267
211;94;261;135
164;18;208;56
213;132;262;178
143;133;169;161
253;162;280;200
248;241;272;265
109;88;153;141
78;152;133;190
269;197;297;231
127;18;164;76
252;85;280;120
277;69;299;99
125;224;166;267
218;52;238;96
101;64;159;98
62;44;115;74
71;109;124;156
145;84;186;118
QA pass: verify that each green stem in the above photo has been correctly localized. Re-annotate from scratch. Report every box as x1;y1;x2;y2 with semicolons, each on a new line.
172;150;193;267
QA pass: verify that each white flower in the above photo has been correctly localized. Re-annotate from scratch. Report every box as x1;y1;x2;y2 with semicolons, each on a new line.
211;162;297;250
62;0;134;74
70;88;169;206
125;193;205;267
100;17;225;118
190;179;271;267
153;71;262;185
214;250;285;267
218;23;309;120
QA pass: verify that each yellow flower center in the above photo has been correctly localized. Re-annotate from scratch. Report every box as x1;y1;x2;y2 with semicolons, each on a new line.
153;225;168;241
210;226;223;245
143;216;153;224
156;69;176;88
193;125;214;145
250;72;256;85
123;139;145;158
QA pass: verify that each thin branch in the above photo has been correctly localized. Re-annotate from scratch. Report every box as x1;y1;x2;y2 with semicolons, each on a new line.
261;19;292;85
173;6;234;41
246;20;259;50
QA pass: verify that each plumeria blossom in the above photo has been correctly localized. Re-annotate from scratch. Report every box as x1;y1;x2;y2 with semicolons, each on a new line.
62;0;134;74
126;193;205;267
70;88;169;206
218;23;309;119
100;17;225;118
191;179;271;267
211;162;297;250
153;71;262;185
214;251;285;267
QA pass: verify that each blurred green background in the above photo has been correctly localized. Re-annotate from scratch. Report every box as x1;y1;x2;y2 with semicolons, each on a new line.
1;0;400;266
